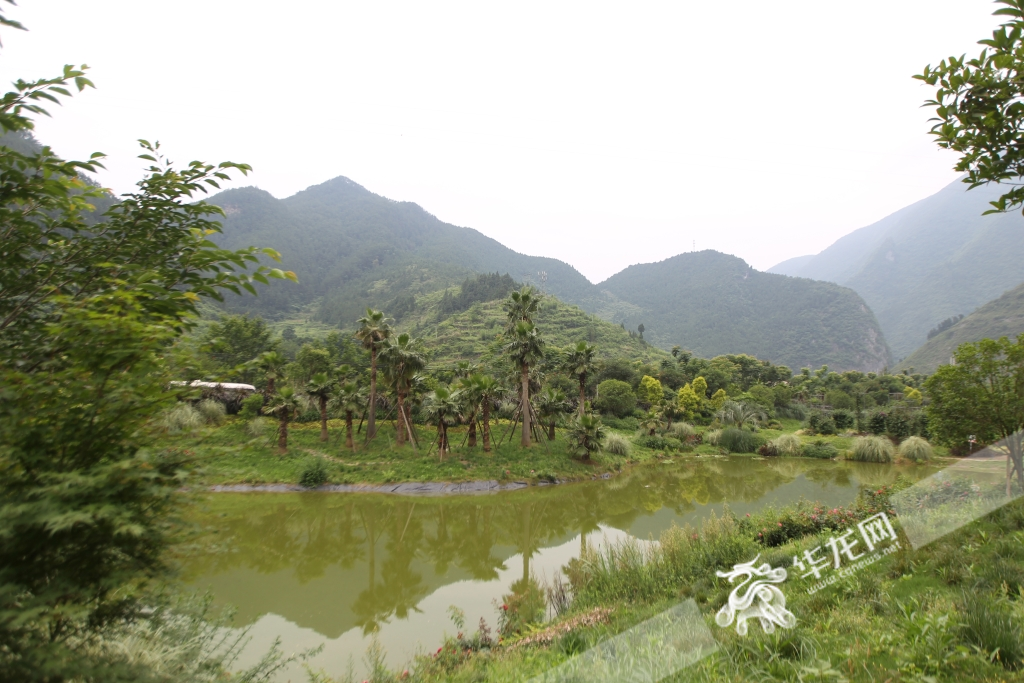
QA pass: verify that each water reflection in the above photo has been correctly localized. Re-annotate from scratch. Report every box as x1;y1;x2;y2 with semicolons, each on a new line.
177;457;924;646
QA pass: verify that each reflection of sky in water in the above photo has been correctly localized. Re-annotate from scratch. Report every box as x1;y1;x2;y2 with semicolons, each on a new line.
180;457;929;680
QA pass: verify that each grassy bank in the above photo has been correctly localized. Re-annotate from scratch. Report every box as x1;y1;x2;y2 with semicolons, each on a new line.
163;416;946;488
306;480;1024;682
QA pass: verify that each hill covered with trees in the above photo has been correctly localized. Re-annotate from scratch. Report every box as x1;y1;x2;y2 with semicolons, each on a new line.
896;282;1024;374
595;251;891;372
768;178;1024;359
209;179;891;372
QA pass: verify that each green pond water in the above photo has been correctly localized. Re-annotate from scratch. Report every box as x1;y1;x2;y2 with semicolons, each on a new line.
178;457;931;678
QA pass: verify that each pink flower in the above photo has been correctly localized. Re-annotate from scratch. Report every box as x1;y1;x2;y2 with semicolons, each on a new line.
745;513;750;517
778;522;783;527
502;603;508;610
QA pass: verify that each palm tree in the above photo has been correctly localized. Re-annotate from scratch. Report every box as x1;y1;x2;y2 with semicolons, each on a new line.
253;350;287;398
330;381;363;452
305;372;336;442
423;386;461;461
568;413;606;460
639;409;665;436
563;341;598;417
472;374;501;453
457;375;484;448
504;320;545;448
536;388;567;440
379;333;426;447
355;309;392;440
504;286;541;330
716;400;767;430
266;387;302;453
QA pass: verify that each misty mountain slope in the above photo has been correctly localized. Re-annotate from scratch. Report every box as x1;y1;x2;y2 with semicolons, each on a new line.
209;177;596;325
595;251;891;371
767;254;815;276
896;282;1024;374
766;179;1024;358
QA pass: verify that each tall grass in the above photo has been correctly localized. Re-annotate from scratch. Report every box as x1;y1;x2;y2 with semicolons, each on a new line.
196;399;226;425
604;433;631;456
162;403;203;434
898;435;933;463
703;429;722;446
849;435;894;463
670;422;695;439
771;433;802;456
958;592;1024;669
718;427;762;454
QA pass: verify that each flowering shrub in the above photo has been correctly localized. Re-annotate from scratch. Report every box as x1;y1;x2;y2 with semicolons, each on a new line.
496;578;546;637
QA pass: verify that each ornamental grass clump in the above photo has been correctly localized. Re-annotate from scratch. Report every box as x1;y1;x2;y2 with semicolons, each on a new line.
703;429;722;446
299;457;329;488
670;422;696;439
196;398;226;425
898;435;933;463
718;427;762;453
161;403;203;434
771;433;802;456
850;435;895;463
604;433;631;456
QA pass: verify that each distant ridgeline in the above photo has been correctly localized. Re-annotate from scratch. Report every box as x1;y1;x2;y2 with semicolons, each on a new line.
208;176;891;371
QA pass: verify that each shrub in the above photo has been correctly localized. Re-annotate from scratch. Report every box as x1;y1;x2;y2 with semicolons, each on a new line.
832;409;854;430
758;442;780;457
162;403;203;433
807;411;836;435
898;435;933;462
849;435;894;463
634;434;672;450
776;403;806;420
771;433;802;456
299;457;329;488
704;429;722;446
885;412;911;440
670;422;696;439
601;415;639;431
718;427;762;453
239;392;264;419
868;412;887;435
802;440;838;459
246;416;272;438
604;433;631;456
196;398;226;425
595;379;637;418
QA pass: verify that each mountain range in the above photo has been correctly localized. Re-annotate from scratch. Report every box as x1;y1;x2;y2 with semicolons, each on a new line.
769;178;1024;360
209;177;890;372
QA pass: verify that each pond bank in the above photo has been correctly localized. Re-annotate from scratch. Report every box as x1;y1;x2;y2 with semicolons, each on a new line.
208;472;616;495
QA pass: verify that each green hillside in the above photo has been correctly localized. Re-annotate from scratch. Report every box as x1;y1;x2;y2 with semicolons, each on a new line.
595;250;891;372
896;282;1024;374
208;179;595;324
768;178;1024;358
207;177;891;371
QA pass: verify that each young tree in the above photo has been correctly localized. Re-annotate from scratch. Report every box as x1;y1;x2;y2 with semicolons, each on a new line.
305;371;336;442
267;387;302;453
202;314;277;370
636;375;663;406
563;341;598;417
504;321;545;448
925;335;1024;494
917;0;1024;215
568;413;606;460
503;286;541;330
457;374;485;447
0;19;294;677
379;332;426;447
676;382;701;419
331;380;363;452
472;374;501;453
424;386;461;461
253;350;288;397
355;309;392;440
537;388;568;440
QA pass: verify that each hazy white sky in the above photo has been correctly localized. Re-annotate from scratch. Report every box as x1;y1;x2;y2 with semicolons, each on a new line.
0;1;1001;282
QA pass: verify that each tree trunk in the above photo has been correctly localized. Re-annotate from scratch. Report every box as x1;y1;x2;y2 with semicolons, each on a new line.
521;362;531;448
345;411;354;451
579;377;586;418
266;377;275;398
396;392;406;446
468;411;477;447
319;395;329;442
277;416;288;453
367;346;378;439
482;402;491;452
548;420;556;441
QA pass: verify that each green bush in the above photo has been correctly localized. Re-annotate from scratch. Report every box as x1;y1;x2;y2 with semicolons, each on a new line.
802;440;838;459
604;433;631;456
196;398;226;425
897;435;933;462
758;442;780;457
849;435;895;463
239;392;264;419
669;422;695;439
161;403;203;434
718;427;762;453
807;411;836;435
868;412;887;435
885;412;911;440
634;434;672;450
601;415;640;431
594;379;637;418
777;404;806;420
832;409;854;430
771;433;802;456
246;416;272;439
299;457;329;488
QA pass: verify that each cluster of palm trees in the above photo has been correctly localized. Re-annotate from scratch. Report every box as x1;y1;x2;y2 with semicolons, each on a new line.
246;286;608;460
